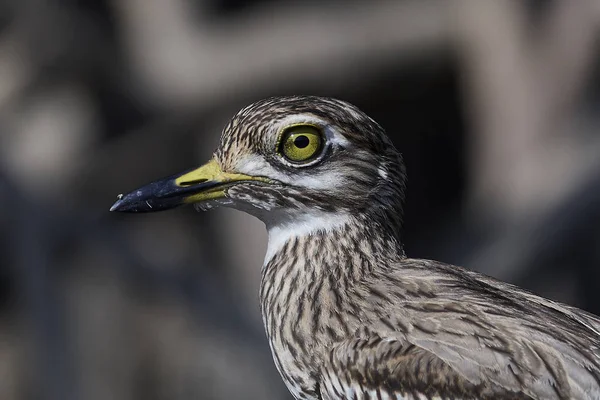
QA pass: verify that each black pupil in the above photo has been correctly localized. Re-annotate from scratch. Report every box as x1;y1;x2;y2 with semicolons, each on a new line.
294;135;310;148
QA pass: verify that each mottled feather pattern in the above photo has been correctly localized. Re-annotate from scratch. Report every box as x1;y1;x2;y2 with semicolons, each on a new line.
261;220;600;399
209;97;600;399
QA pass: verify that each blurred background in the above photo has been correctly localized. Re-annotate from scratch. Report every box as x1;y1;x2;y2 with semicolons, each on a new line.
1;0;600;399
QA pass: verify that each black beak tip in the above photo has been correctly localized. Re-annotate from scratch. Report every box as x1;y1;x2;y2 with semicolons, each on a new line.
109;192;150;213
109;183;185;213
109;195;126;212
109;188;161;213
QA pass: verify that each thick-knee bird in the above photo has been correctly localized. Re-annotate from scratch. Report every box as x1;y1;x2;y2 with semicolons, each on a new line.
111;96;600;400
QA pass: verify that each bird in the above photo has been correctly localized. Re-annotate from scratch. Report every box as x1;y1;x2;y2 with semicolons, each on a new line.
111;96;600;399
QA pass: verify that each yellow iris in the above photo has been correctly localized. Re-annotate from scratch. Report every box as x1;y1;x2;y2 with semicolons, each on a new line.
280;125;323;163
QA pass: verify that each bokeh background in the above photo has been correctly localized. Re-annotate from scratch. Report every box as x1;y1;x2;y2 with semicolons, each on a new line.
1;1;600;399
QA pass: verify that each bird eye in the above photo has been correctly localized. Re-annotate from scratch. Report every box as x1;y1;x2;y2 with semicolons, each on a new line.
279;125;324;163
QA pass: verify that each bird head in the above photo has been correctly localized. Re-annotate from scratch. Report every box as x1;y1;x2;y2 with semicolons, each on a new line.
111;96;406;230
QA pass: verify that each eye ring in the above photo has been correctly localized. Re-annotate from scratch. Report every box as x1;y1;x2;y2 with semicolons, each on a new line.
277;125;325;165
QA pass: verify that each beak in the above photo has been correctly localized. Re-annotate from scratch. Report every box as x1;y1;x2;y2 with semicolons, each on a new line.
110;158;267;213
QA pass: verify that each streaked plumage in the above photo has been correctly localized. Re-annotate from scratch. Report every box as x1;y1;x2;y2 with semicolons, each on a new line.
112;96;600;399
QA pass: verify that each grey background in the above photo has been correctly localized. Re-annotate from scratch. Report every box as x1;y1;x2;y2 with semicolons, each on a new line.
1;1;600;399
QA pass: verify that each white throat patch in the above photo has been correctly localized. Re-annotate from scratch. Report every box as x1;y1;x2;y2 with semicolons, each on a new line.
264;211;352;266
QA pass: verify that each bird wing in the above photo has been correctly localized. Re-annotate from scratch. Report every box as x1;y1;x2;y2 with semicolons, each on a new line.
319;335;535;400
321;259;600;399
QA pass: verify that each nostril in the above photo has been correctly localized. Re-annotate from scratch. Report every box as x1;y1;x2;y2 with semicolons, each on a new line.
179;178;208;187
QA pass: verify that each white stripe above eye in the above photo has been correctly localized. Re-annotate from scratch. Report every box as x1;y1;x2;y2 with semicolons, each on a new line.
275;114;351;148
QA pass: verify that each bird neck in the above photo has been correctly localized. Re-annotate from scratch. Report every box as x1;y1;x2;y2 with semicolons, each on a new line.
258;208;404;389
262;207;405;281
